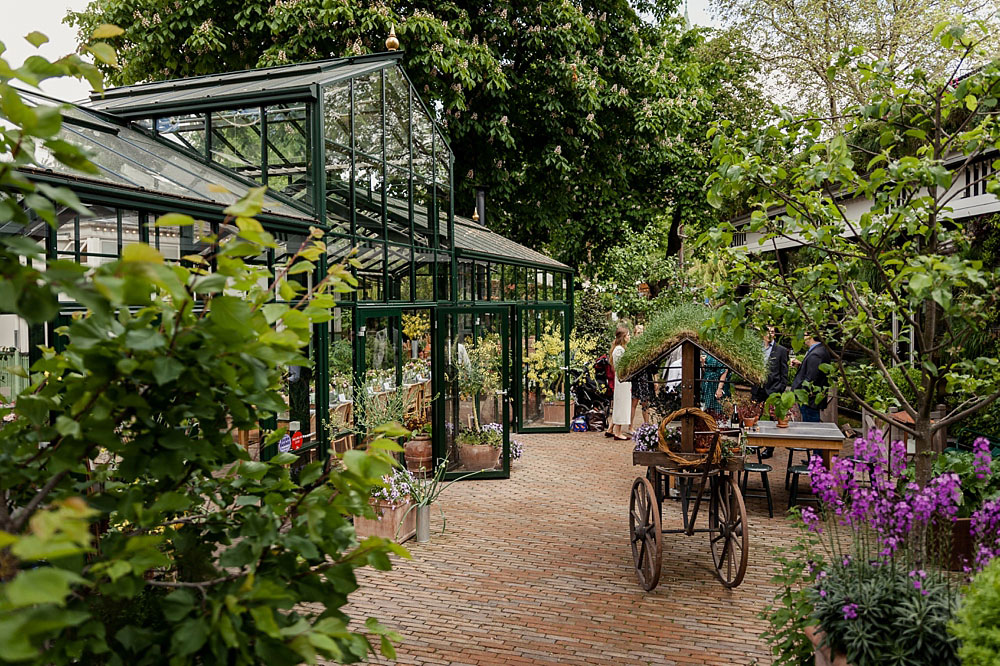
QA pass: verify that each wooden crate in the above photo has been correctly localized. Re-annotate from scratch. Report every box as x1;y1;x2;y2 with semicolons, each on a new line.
354;500;416;543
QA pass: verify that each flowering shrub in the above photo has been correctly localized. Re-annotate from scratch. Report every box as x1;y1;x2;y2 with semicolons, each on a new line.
632;422;659;452
456;422;503;449
771;430;974;665
372;468;415;506
972;498;1000;571
932;437;1000;518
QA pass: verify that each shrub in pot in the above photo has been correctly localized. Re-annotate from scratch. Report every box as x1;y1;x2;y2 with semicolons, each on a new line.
456;422;502;471
931;439;1000;569
766;391;797;427
403;417;433;475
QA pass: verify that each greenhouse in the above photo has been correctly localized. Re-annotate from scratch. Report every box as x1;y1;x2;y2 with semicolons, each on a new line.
4;52;573;479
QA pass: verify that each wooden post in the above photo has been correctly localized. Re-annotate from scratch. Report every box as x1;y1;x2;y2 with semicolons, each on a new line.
681;341;695;453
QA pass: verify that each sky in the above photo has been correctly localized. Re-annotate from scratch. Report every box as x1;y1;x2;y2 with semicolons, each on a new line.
2;0;720;103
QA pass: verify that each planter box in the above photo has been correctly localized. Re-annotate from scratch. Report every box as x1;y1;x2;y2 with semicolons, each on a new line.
543;401;567;425
804;626;849;666
354;499;415;543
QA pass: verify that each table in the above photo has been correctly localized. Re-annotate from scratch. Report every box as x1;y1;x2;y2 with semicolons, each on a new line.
745;420;845;468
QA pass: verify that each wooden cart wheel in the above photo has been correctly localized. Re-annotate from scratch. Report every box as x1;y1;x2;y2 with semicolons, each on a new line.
708;473;749;588
629;476;663;591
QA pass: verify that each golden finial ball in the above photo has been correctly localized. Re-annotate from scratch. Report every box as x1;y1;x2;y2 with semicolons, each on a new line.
386;25;400;51
472;208;480;222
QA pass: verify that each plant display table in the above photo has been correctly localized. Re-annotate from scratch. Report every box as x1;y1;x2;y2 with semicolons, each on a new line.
744;420;845;467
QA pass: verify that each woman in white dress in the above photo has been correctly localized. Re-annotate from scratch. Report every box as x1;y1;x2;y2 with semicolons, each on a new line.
609;323;632;441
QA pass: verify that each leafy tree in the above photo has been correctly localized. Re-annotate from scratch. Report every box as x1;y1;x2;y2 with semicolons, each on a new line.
703;23;1000;482
0;37;404;664
710;0;1000;116
66;0;767;266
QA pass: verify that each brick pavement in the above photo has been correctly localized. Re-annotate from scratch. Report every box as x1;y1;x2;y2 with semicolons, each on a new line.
339;430;820;665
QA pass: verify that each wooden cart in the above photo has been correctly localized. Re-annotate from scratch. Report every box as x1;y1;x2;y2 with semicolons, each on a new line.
625;338;751;590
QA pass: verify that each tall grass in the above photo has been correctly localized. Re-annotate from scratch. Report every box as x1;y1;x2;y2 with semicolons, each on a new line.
617;302;765;385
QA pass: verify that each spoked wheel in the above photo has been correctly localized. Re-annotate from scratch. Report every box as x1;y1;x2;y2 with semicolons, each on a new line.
629;476;663;591
708;473;749;588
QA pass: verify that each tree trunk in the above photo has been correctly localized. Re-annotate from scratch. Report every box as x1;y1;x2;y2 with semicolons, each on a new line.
913;416;938;484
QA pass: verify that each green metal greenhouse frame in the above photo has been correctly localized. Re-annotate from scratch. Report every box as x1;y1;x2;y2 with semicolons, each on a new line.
7;52;574;480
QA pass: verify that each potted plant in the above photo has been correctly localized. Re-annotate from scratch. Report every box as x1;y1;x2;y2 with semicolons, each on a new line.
456;422;503;471
766;391;796;427
402;312;430;358
525;327;598;424
353;467;417;543
931;437;1000;570
331;381;407;448
403;416;433;476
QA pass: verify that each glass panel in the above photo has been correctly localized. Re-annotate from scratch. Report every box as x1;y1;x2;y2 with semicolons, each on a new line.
322;82;351;150
446;311;508;473
412;104;433;181
414;249;434;301
457;260;474;302
328;307;354;452
265;103;312;207
401;308;433;437
0;315;32;402
436;254;451;302
353;71;383;160
356;241;385;302
325;144;352;233
412;177;433;239
210;108;263;182
156;114;207;156
361;315;401;393
384;67;410;169
489;264;501;301
387;244;411;302
385;166;410;241
476;263;488;301
354;159;384;238
520;308;568;429
77;205;119;267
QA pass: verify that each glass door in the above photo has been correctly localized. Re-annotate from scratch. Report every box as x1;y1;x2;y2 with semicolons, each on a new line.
435;307;511;480
515;304;571;432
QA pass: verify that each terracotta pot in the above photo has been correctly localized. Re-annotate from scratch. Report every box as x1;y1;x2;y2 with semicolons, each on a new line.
354;499;416;543
458;443;500;470
743;416;758;428
404;435;433;475
804;626;850;666
543;400;566;424
777;418;789;428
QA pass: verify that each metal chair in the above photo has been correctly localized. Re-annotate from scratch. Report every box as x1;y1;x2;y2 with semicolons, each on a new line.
739;446;773;518
787;463;820;508
784;447;810;490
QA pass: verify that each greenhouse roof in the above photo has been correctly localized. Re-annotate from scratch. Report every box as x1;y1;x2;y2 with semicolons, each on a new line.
87;53;403;118
19;90;307;221
452;215;569;270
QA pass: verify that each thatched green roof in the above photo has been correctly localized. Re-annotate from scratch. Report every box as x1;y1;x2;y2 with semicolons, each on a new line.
618;303;765;385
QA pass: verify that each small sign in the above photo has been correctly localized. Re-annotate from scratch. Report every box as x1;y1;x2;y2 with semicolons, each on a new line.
291;431;303;451
278;433;292;453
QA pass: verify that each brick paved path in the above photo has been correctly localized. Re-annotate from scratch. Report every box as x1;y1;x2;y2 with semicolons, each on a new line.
344;431;815;665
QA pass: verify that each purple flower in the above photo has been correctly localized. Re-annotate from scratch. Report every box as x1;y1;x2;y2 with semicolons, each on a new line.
973;437;992;479
511;439;524;461
842;603;859;620
801;506;822;533
971;497;1000;570
632;423;659;453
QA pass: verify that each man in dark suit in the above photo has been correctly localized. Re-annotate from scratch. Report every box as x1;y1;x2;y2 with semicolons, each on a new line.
754;326;788;459
791;333;832;422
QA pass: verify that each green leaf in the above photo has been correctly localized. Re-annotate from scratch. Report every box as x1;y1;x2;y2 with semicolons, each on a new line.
151;357;183;385
24;32;49;47
155;213;195;228
86;42;117;67
121;243;163;264
92;24;125;39
4;568;88;608
208;296;252;331
171;618;209;656
224;187;268;218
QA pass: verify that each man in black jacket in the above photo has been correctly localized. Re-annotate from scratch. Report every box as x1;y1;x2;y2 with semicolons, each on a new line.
791;333;832;423
754;326;788;459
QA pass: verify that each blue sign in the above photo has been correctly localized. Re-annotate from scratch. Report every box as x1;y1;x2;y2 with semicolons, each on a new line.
278;434;292;453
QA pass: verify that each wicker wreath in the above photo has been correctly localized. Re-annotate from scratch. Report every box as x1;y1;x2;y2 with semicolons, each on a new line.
657;406;722;467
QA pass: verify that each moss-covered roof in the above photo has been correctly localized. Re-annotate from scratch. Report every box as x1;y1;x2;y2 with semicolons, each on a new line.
618;303;765;385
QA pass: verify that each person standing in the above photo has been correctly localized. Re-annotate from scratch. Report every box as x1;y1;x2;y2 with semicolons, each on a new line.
754;326;789;459
791;333;831;422
609;323;633;441
700;353;729;422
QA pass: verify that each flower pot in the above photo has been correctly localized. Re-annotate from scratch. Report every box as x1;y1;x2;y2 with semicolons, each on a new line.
543;400;566;424
404;435;433;475
804;626;850;666
458;443;500;470
777;418;789;428
416;504;431;543
354;499;416;543
742;416;758;429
